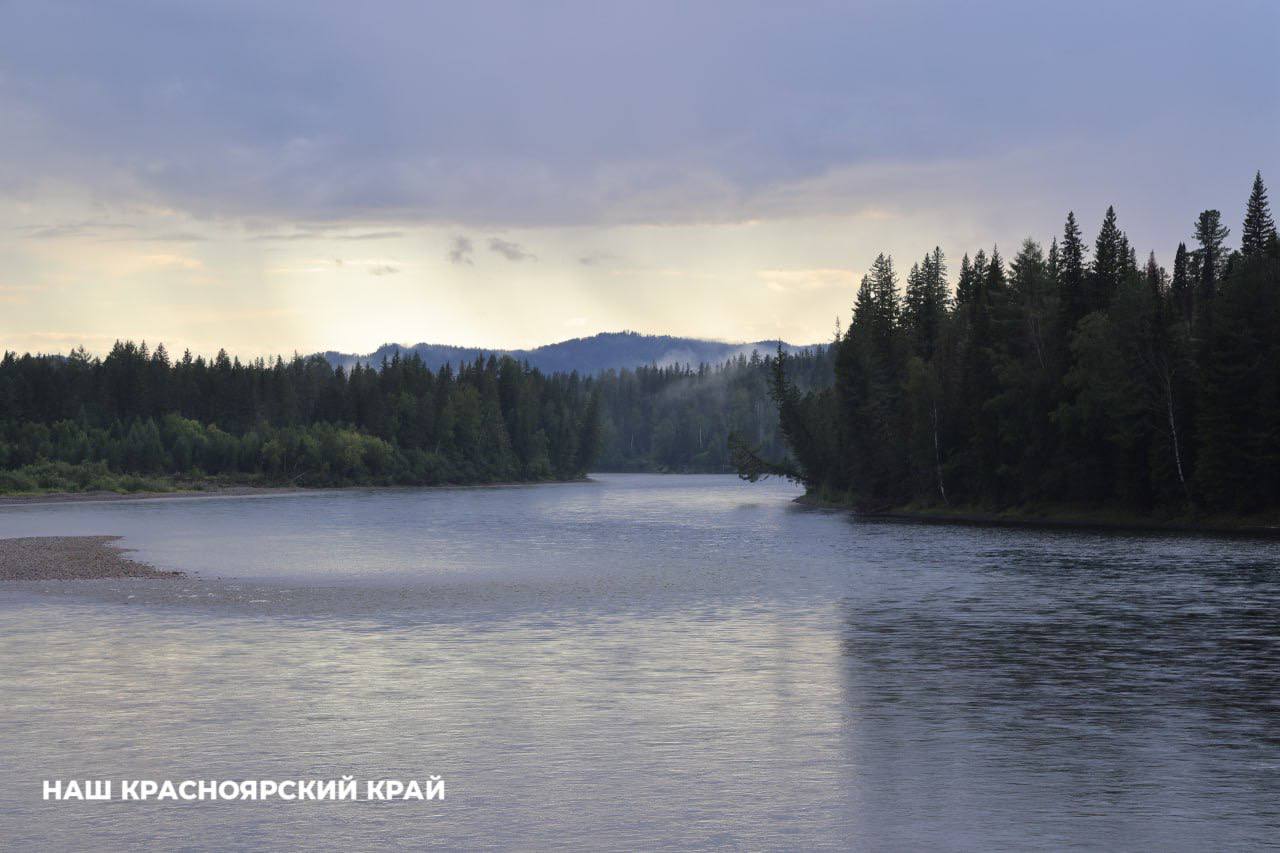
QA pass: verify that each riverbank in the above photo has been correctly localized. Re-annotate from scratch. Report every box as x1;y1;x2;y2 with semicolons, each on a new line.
0;484;310;506
796;493;1280;537
0;535;182;580
0;477;597;506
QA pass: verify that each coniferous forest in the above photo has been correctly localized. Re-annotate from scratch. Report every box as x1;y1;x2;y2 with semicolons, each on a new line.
592;348;832;472
736;173;1280;520
0;332;828;492
0;351;602;491
3;173;1276;520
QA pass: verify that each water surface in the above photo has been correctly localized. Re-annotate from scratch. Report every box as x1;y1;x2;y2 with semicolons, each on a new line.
1;474;1277;849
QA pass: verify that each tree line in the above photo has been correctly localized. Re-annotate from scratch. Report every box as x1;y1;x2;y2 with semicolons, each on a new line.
0;348;601;491
738;172;1280;517
593;349;832;472
1;329;834;491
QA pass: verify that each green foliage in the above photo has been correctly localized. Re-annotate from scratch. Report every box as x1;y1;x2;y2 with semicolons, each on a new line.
589;347;833;473
744;174;1280;516
0;350;601;490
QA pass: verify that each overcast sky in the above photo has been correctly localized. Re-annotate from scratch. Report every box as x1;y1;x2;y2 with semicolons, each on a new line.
1;0;1276;356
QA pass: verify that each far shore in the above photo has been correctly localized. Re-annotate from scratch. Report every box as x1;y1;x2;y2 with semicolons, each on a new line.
0;535;183;580
0;484;312;507
0;477;600;507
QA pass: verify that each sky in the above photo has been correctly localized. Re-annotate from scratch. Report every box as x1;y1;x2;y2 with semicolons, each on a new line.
1;0;1276;357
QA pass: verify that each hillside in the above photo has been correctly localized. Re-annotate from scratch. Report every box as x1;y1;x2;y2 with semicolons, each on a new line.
321;331;815;374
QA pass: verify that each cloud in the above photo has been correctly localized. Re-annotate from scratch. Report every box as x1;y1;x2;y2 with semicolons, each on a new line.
757;268;855;293
579;252;621;267
14;221;136;240
0;2;1269;233
140;231;207;243
136;253;205;271
277;257;401;275
251;228;405;242
488;237;536;262
335;231;404;241
448;235;474;265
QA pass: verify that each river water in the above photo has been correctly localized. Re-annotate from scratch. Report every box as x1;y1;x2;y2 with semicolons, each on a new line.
0;474;1277;850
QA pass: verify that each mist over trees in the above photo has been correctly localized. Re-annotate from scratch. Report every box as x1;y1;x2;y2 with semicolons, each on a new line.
0;328;831;491
593;349;832;472
4;173;1274;509
740;173;1280;517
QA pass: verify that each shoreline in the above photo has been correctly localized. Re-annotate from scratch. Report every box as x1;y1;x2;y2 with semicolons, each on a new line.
795;494;1280;538
0;535;183;580
0;485;313;507
0;478;596;507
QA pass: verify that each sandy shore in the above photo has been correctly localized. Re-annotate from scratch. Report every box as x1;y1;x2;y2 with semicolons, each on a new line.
0;536;183;580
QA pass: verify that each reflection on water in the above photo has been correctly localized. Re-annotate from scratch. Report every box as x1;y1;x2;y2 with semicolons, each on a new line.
1;474;1277;849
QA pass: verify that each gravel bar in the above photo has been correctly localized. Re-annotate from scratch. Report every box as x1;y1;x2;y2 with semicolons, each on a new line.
0;536;182;580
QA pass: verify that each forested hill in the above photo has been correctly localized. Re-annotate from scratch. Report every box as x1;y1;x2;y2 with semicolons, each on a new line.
739;172;1280;521
322;332;814;375
0;339;831;492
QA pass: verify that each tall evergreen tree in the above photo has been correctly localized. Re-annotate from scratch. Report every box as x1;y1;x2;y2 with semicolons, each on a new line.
904;248;950;359
737;174;1278;521
1242;171;1276;256
1057;211;1088;329
955;253;977;308
1169;243;1193;331
1192;210;1230;341
1090;206;1123;311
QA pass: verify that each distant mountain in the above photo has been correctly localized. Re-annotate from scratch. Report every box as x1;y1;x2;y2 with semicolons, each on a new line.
321;331;818;375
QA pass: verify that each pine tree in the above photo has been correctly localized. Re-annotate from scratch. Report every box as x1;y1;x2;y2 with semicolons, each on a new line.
1057;211;1088;328
986;246;1006;294
852;273;878;331
1090;206;1122;312
955;253;976;308
1144;252;1166;300
1242;171;1276;256
1170;243;1192;331
904;248;948;358
1192;210;1230;340
869;253;900;331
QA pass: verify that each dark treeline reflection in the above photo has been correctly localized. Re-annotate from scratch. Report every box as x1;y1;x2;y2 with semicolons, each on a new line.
834;537;1280;848
0;351;602;490
741;173;1280;516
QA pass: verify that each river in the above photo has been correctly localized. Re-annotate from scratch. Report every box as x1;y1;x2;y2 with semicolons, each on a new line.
1;474;1277;849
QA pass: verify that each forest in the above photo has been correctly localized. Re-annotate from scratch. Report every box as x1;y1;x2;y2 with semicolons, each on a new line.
592;348;831;472
0;349;602;491
737;172;1280;519
0;329;825;491
5;172;1275;508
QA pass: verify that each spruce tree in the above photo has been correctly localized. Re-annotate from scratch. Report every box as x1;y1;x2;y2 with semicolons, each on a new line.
955;253;976;308
903;248;950;359
1170;243;1192;330
1242;171;1276;256
1090;206;1122;312
1192;210;1230;339
1057;211;1088;328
